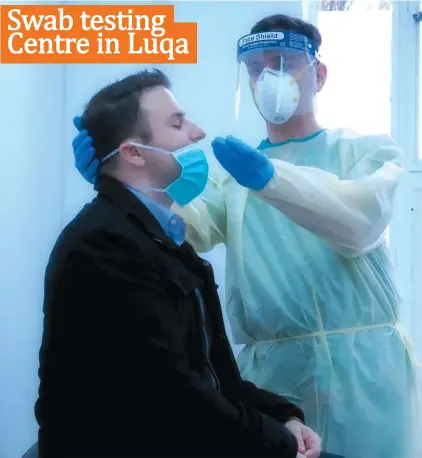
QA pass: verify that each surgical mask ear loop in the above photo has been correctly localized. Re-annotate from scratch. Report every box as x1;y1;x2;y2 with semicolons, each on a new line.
130;142;171;154
101;141;167;165
292;54;318;81
284;56;319;108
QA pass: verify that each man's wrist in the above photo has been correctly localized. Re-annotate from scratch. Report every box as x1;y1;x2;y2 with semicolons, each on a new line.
286;417;304;424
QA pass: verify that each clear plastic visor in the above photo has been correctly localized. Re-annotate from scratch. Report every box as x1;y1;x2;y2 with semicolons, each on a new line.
235;32;319;125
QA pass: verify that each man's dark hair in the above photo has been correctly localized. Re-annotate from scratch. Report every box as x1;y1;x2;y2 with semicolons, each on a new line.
250;14;322;52
81;68;171;164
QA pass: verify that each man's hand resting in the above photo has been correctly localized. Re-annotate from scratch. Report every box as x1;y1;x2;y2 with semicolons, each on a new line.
285;419;322;458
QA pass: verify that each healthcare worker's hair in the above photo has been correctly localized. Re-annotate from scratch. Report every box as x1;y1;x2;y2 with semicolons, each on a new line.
81;68;171;166
250;14;322;52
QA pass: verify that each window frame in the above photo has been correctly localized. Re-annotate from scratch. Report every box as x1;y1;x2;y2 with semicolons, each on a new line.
391;0;420;172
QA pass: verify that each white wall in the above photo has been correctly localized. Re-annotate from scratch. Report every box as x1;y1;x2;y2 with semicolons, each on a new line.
0;64;65;458
0;2;304;456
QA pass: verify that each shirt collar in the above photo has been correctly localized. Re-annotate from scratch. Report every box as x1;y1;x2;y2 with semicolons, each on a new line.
257;129;326;150
126;186;186;246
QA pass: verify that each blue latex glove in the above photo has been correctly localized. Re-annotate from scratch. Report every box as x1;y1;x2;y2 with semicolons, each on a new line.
211;136;274;190
72;116;99;184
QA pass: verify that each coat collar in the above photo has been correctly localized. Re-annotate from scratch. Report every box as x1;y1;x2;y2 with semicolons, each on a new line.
94;174;178;250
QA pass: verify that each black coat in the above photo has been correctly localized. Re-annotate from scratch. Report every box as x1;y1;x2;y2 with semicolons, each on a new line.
35;175;304;458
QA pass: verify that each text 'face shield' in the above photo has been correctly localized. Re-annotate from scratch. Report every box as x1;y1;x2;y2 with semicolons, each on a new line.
236;31;319;125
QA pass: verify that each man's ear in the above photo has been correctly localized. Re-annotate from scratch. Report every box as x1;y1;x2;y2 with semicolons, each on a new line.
118;141;146;167
316;62;327;93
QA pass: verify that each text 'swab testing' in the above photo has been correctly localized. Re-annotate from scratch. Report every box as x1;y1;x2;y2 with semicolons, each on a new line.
0;4;198;63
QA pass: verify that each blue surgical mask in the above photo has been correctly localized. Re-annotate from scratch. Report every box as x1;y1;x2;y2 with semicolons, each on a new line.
102;142;209;207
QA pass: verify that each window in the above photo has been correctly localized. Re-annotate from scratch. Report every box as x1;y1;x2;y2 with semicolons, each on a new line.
316;1;393;246
316;0;392;136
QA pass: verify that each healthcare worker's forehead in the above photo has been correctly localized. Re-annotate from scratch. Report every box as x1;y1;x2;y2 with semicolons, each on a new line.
141;86;185;123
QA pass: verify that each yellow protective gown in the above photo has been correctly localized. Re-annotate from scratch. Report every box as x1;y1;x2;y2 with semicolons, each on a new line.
172;128;418;458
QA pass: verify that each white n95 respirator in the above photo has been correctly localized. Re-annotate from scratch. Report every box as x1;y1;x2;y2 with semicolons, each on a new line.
253;68;301;125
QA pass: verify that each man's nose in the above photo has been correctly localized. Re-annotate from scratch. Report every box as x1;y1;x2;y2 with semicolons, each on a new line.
189;122;206;143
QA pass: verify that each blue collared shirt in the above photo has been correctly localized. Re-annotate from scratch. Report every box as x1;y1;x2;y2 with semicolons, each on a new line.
126;186;186;246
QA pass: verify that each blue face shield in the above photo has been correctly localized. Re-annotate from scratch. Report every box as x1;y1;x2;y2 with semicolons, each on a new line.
101;142;209;207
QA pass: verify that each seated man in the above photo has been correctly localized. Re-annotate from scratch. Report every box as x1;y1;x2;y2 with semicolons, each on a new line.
35;69;342;458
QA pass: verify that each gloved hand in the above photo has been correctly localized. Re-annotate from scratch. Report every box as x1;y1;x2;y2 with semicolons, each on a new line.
211;136;274;190
72;116;99;184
